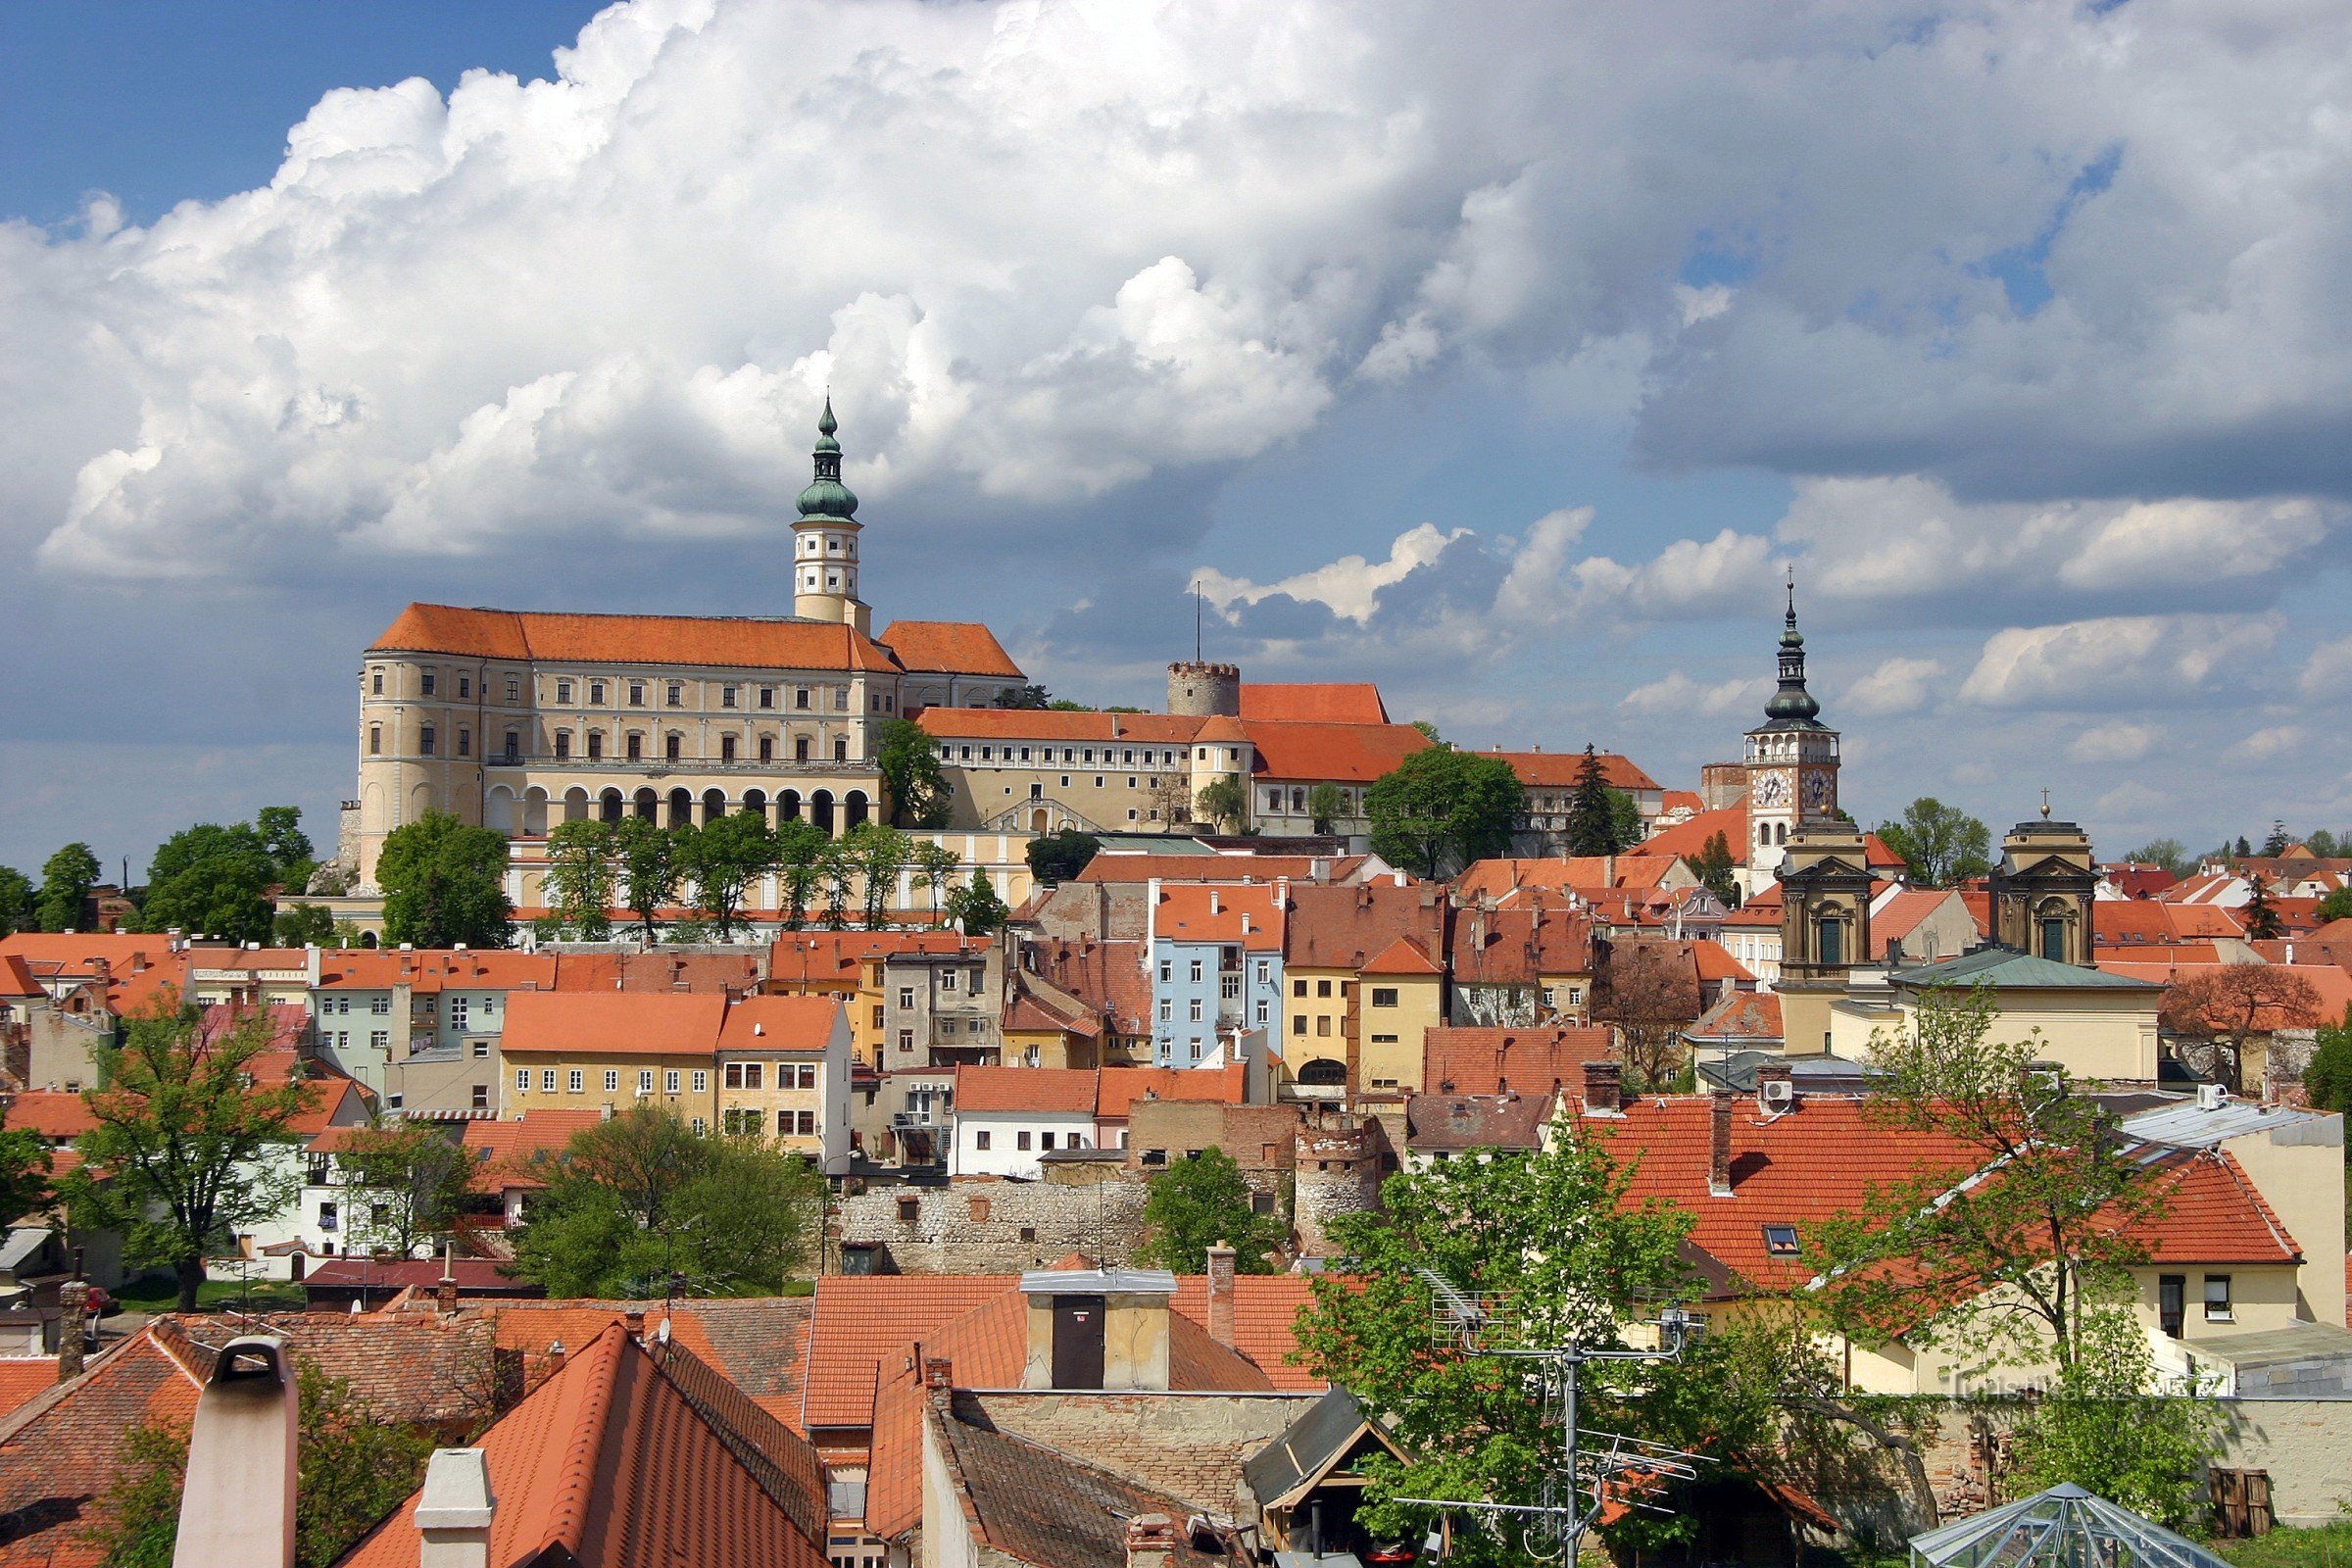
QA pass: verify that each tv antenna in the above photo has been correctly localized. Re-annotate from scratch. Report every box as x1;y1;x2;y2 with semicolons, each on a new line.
1396;1268;1708;1561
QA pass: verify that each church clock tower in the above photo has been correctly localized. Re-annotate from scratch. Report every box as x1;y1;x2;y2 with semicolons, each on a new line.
793;398;869;633
1744;578;1839;881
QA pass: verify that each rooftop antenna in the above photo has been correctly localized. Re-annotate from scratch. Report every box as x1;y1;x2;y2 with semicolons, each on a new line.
1399;1268;1706;1561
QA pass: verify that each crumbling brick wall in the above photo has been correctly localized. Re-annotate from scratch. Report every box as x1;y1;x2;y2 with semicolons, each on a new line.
839;1173;1149;1274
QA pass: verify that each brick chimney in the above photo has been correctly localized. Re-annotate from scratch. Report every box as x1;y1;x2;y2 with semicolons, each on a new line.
923;1355;955;1392
1204;1242;1237;1347
436;1271;460;1316
544;1340;566;1377
1708;1092;1735;1198
622;1308;645;1341
415;1446;496;1568
1581;1060;1622;1116
1125;1513;1178;1568
55;1281;86;1384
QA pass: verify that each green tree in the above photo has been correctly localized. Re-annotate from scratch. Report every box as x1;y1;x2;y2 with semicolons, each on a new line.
66;993;318;1310
1410;719;1442;744
541;818;620;940
1305;782;1346;836
675;812;778;939
0;1129;53;1240
86;1363;437;1568
910;841;961;925
993;683;1052;710
2302;1009;2352;1116
333;1117;474;1259
1045;698;1094;711
2316;886;2352;925
1683;830;1740;906
2122;838;2190;878
38;842;101;932
2261;818;2291;858
0;866;34;938
1196;776;1249;834
843;821;909;928
1562;745;1628;856
1291;1131;1738;1563
2007;1313;2222;1530
774;819;832;930
271;903;336;946
2306;829;2341;858
136;823;275;943
1608;788;1642;851
817;840;856;929
376;812;513;949
1873;797;1993;887
1365;749;1526;878
1137;1148;1285;1273
877;718;954;828
1025;829;1101;885
255;806;315;881
946;868;1009;937
509;1105;822;1297
613;815;683;941
2240;875;2282;940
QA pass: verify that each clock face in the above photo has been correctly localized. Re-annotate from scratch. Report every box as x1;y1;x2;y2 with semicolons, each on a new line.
1803;769;1835;812
1754;771;1790;808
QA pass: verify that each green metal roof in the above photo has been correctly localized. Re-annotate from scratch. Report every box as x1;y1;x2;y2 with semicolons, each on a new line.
1888;945;2158;991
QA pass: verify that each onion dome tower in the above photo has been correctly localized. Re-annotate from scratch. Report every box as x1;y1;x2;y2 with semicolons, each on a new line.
793;397;867;632
1743;574;1840;878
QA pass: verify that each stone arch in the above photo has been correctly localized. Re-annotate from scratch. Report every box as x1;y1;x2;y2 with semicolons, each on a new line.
562;787;591;824
1298;1057;1348;1088
811;790;836;835
702;789;727;822
600;789;625;824
633;788;659;821
360;929;379;949
1029;807;1051;833
485;786;516;835
844;790;870;831
407;782;434;826
522;787;550;837
667;788;694;829
742;789;768;825
778;789;803;823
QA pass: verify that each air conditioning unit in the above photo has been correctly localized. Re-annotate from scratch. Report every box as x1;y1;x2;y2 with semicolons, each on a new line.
2196;1083;2228;1111
1759;1078;1793;1110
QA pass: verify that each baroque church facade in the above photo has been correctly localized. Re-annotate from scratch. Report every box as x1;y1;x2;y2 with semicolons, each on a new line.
349;405;1027;889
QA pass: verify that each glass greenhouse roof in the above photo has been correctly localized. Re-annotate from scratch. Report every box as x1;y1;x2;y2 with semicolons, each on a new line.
1908;1485;2232;1568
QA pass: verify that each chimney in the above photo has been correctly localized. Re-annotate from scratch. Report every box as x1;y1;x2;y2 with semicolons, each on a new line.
415;1447;497;1568
55;1281;87;1383
1204;1242;1237;1347
622;1309;645;1341
436;1244;460;1314
172;1337;299;1568
544;1340;566;1376
1125;1513;1178;1568
1708;1092;1735;1198
1209;891;1221;916
1581;1060;1622;1115
923;1355;955;1391
1756;1060;1795;1115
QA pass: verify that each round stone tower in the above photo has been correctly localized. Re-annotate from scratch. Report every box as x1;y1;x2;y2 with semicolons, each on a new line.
1166;662;1241;717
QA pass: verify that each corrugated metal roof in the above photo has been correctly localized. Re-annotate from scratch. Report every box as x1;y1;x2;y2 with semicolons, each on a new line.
2122;1096;2337;1150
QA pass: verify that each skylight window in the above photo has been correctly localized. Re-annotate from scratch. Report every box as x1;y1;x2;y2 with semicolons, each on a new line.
1761;1225;1801;1257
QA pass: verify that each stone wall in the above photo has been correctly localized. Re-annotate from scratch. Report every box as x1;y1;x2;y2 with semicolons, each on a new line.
1293;1118;1382;1255
839;1172;1149;1274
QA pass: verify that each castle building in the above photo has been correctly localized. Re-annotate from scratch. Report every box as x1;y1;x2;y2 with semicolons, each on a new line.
350;406;1025;888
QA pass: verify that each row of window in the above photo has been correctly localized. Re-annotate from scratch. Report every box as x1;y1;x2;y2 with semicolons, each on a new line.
724;1107;821;1137
949;743;1184;766
1158;956;1273;984
369;664;867;715
971;1128;1089;1152
520;1066;710;1095
721;1062;821;1090
368;724;858;764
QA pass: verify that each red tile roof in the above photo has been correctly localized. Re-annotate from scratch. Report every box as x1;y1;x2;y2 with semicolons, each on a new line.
551;951;759;995
1237;683;1390;724
1077;854;1366;886
1242;721;1430;783
1688;991;1783;1043
0;1365;55;1428
1361;936;1443;977
917;709;1204;744
316;948;558;994
1690;943;1756;984
0;1321;206;1567
1095;1065;1247;1120
1424;1027;1611;1097
717;996;843;1054
1488;750;1662;793
953;1065;1099;1116
502;991;727;1058
876;620;1024;678
1284;883;1445;971
1152;883;1284;950
2;1093;96;1142
341;1322;829;1568
369;602;902;673
0;959;42;1001
766;931;981;989
1637;808;1753;866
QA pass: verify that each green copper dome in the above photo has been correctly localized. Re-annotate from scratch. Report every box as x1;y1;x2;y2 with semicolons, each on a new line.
796;397;858;521
1761;577;1824;726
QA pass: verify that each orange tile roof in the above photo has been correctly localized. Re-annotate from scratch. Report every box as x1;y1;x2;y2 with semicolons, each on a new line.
1095;1065;1246;1119
1690;943;1756;984
1238;683;1390;724
766;929;976;989
466;1109;608;1166
1489;750;1662;793
549;951;757;995
876;619;1024;678
0;1364;55;1428
1446;902;1593;984
1873;889;1958;956
1284;882;1446;971
3;1092;96;1141
1424;1027;1612;1097
953;1065;1099;1115
1077;853;1364;886
1361;935;1443;976
317;948;557;993
0;957;36;1000
1637;808;1753;866
1152;883;1283;950
341;1322;828;1568
2137;1152;2301;1265
0;1322;205;1567
1242;721;1430;783
917;708;1204;744
717;996;843;1054
368;602;902;672
502;991;727;1058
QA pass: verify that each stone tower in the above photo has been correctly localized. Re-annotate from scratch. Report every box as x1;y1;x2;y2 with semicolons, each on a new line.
793;398;868;633
1989;808;2098;965
1743;577;1839;880
1166;662;1241;717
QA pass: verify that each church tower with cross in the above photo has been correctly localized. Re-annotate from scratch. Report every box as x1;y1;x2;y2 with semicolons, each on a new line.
1742;575;1840;880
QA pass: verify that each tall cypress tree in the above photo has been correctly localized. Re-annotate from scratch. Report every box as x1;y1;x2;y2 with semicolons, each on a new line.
1563;744;1620;857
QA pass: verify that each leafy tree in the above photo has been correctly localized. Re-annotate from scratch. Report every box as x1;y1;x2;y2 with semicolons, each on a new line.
38;842;101;932
271;903;337;947
66;993;318;1310
2122;839;2190;878
1306;782;1346;836
86;1363;437;1568
876;718;954;828
2161;963;2321;1091
2316;886;2352;925
1045;698;1094;710
674;812;778;938
2006;1313;2222;1530
2302;1009;2352;1116
774;819;832;930
1562;745;1629;857
2233;835;2253;858
0;1129;53;1239
2261;818;2291;858
333;1118;474;1259
1683;831;1740;906
1607;788;1642;851
2306;829;2341;858
2239;875;2281;940
1592;938;1701;1089
993;683;1052;710
843;822;908;928
1025;829;1101;885
1291;1129;1739;1563
1873;797;1993;887
541;818;620;940
1409;719;1442;744
376;812;513;949
946;868;1009;937
255;806;315;880
0;866;33;938
509;1105;822;1297
1196;776;1249;834
1137;1147;1285;1273
136;823;275;943
1365;749;1526;878
910;841;961;925
613;815;683;941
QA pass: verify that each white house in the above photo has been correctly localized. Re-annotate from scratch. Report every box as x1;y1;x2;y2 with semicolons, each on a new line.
948;1065;1099;1178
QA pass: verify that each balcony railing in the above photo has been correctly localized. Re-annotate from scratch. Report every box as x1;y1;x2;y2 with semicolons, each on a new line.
484;755;875;775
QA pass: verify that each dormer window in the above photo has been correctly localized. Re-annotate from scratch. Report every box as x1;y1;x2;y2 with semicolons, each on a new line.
1762;1225;1800;1256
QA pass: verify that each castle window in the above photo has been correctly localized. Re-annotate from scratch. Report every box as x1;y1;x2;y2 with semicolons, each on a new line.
589;680;606;705
835;688;851;711
796;736;810;761
2039;917;2067;963
626;733;642;761
370;668;383;696
458;675;471;699
722;686;739;709
553;732;569;760
507;677;521;703
422;672;437;697
721;735;738;762
556;680;572;704
457;729;471;759
1817;918;1843;967
760;686;775;710
629;681;645;706
420;726;437;757
834;737;848;761
1758;824;1770;846
796;688;811;710
586;732;603;760
665;734;681;762
368;725;382;757
666;682;684;707
760;736;774;763
504;732;519;760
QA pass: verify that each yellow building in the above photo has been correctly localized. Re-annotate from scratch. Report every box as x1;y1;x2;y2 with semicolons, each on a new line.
498;991;724;1129
714;996;854;1172
1823;946;2164;1083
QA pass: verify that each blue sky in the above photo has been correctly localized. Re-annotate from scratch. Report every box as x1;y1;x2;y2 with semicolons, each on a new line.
2;0;2348;882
